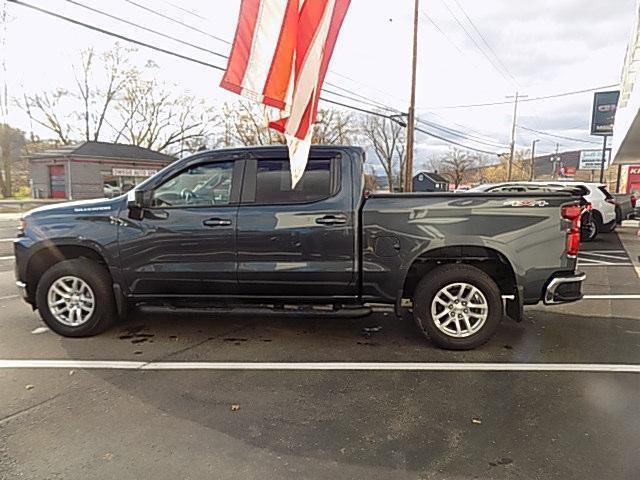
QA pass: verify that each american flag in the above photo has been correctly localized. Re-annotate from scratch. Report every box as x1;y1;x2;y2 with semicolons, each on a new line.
221;0;351;186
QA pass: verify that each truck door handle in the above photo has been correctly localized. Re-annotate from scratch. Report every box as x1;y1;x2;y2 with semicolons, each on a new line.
203;218;232;227
315;214;347;225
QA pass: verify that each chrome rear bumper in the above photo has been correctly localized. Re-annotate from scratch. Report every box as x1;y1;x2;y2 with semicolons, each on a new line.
544;272;586;305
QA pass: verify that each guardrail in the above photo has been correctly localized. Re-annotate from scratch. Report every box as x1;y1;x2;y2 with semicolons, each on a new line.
0;199;67;213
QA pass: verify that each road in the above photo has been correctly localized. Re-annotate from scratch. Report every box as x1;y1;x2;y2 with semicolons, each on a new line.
1;223;639;479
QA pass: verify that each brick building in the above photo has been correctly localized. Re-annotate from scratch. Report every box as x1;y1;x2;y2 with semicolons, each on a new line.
27;142;175;200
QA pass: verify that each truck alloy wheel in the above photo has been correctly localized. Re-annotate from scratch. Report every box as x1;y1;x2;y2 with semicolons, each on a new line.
430;283;489;338
36;258;117;337
47;276;96;327
413;264;503;350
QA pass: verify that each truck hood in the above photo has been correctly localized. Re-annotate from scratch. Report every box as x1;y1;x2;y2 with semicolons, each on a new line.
24;197;124;218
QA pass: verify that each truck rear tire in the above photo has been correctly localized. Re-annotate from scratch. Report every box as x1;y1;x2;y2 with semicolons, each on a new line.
412;264;503;350
35;259;117;337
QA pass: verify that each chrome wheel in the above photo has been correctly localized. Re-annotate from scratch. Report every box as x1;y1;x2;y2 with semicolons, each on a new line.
430;282;489;338
47;276;95;327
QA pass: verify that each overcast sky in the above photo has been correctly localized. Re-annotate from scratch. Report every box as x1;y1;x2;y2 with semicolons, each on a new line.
2;0;638;170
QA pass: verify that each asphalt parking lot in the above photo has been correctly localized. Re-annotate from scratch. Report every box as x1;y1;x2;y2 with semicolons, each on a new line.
1;217;640;480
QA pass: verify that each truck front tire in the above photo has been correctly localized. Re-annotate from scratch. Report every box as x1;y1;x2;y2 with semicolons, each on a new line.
35;259;117;337
413;264;503;350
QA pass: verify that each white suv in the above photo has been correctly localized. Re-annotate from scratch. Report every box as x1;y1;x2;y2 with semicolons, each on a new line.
546;182;617;235
468;181;617;240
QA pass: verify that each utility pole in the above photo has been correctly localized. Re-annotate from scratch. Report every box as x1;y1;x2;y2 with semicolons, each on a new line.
403;0;419;193
530;139;539;181
551;143;560;180
506;92;527;181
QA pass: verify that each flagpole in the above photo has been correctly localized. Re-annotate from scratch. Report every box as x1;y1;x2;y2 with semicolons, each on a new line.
404;0;419;193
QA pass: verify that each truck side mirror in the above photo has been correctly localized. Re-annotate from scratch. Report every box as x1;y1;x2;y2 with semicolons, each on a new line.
127;189;150;219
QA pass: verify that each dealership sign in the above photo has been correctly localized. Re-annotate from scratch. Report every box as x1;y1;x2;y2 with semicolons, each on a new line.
579;150;610;170
590;90;620;136
112;167;158;177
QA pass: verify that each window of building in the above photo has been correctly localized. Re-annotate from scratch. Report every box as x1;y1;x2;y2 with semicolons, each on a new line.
254;159;336;205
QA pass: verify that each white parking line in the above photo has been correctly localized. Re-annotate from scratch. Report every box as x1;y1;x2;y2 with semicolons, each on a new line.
584;250;627;253
0;239;15;242
0;256;14;261
583;294;640;300
581;252;629;260
578;261;634;266
0;295;19;301
0;359;639;373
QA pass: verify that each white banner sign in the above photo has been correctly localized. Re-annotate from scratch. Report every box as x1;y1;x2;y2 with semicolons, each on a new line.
112;167;158;177
579;150;610;170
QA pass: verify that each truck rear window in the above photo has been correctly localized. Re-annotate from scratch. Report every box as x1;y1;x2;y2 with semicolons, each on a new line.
255;159;336;204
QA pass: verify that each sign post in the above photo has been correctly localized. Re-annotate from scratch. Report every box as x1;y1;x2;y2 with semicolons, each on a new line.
590;90;619;183
599;136;608;184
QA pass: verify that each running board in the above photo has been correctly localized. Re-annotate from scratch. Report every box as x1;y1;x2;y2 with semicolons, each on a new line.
137;304;372;319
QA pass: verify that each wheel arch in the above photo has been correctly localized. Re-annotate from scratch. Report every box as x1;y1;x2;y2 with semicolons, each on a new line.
25;242;111;304
402;245;518;301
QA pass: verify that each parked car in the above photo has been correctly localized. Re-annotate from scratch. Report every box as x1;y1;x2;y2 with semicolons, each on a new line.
612;192;638;222
102;184;122;198
14;146;585;350
469;181;616;241
466;182;596;241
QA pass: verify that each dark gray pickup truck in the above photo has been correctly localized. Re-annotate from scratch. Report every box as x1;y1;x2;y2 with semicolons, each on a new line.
14;145;585;349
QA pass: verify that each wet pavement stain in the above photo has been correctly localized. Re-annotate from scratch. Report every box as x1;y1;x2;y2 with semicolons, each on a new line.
489;458;514;467
118;325;155;344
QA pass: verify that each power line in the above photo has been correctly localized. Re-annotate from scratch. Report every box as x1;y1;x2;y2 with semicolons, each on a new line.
159;0;207;21
423;109;507;144
450;0;517;84
63;0;402;118
132;0;409;112
415;126;500;156
322;88;398;113
416;117;508;149
421;10;466;58
517;125;601;145
439;0;513;86
6;0;227;71
424;84;620;110
6;0;508;156
64;0;228;60
122;0;230;45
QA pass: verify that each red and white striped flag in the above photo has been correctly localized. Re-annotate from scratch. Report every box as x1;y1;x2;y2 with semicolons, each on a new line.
221;0;351;186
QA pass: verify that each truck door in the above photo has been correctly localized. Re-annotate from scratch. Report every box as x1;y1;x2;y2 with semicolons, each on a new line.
118;158;243;297
236;152;357;298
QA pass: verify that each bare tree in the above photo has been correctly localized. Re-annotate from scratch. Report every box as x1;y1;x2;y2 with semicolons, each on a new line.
114;76;217;154
0;124;27;197
481;150;529;183
18;46;134;144
18;89;73;145
312;108;358;145
217;101;285;147
432;148;480;188
16;46;217;155
362;115;406;192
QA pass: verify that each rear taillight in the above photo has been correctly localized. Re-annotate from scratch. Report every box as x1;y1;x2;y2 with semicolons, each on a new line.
631;195;637;208
562;204;582;221
561;204;581;257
